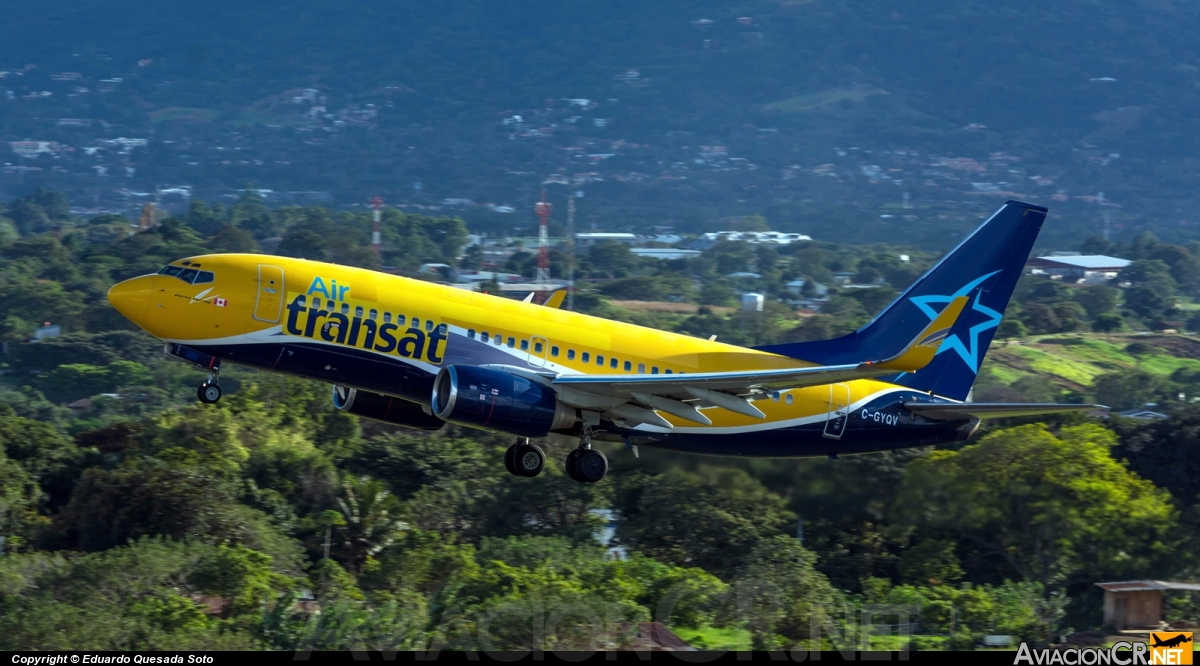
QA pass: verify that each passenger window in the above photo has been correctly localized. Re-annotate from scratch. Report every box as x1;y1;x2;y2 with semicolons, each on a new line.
582;352;590;363
596;355;604;365
638;364;645;373
340;303;350;315
494;334;502;345
624;360;632;371
355;306;364;318
507;336;515;348
651;367;659;374
468;329;476;339
665;369;673;374
786;394;794;405
535;341;544;353
399;315;408;326
481;330;489;341
384;313;392;324
426;320;434;332
520;339;529;351
568;350;576;360
177;268;198;283
312;297;322;309
368;309;377;320
610;357;618;369
438;323;447;335
551;346;560;357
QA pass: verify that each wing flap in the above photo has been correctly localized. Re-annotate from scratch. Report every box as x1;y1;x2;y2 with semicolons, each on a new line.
904;402;1109;420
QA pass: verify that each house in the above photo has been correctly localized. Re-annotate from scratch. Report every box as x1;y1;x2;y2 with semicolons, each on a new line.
1096;580;1200;630
1115;407;1170;421
630;248;701;260
1027;254;1131;284
785;279;829;297
32;323;61;341
575;232;638;249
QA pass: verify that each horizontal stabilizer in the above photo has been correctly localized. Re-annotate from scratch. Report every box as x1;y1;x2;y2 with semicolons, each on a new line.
904;402;1109;421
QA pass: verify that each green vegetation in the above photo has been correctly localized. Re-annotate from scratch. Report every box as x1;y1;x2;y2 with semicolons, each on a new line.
0;192;1199;650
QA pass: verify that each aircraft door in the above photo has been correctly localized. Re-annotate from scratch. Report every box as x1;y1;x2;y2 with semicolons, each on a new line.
822;383;850;440
528;336;550;367
253;265;285;323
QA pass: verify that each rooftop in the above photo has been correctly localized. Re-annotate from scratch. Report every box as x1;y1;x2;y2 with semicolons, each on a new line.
1096;580;1200;593
1029;255;1131;270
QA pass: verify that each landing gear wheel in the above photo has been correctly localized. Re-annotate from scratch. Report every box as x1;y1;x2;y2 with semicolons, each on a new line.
565;449;583;482
198;382;222;404
574;449;608;483
504;444;519;476
514;443;545;477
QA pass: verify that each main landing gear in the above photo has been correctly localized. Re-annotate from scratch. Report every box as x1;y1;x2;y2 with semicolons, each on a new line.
197;369;222;405
565;426;608;484
504;438;546;477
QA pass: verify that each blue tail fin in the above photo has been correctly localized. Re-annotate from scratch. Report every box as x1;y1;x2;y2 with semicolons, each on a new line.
757;200;1047;401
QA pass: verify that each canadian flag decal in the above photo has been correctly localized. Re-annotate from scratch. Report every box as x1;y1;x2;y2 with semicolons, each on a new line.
214;297;228;307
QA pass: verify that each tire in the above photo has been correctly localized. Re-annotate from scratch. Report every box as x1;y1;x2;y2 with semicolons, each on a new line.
574;449;608;483
198;383;222;404
565;449;582;482
504;444;519;476
514;443;545;477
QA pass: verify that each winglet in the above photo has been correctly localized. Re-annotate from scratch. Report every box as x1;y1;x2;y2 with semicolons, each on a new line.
868;296;969;372
543;289;567;309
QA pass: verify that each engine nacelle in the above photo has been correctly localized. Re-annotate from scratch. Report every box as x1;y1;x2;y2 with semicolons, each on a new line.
332;386;444;431
431;365;576;437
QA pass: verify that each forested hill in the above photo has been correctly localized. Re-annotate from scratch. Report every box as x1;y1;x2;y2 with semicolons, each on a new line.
4;1;1200;247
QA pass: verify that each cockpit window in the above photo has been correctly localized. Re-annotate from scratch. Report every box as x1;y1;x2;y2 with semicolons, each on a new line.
158;265;183;277
177;268;199;283
193;271;214;284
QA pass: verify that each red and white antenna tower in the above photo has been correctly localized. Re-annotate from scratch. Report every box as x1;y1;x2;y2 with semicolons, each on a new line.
534;190;552;289
370;195;383;256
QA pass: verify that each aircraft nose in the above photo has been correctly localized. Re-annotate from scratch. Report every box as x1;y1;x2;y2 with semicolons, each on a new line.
107;276;152;323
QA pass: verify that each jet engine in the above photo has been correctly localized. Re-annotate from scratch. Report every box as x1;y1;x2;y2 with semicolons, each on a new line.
332;386;445;430
431;365;576;437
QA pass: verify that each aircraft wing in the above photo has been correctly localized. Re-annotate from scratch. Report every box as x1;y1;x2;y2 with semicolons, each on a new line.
549;296;969;424
903;402;1109;420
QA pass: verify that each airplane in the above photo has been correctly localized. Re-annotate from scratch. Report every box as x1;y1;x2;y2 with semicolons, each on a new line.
107;200;1104;483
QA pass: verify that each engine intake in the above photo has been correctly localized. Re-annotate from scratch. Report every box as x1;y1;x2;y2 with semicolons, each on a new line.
431;365;576;437
332;386;444;431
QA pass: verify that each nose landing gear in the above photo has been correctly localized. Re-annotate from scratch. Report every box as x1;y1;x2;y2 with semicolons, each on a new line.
197;369;222;404
504;438;546;477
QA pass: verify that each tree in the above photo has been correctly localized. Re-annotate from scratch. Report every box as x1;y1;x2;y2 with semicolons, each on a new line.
895;424;1178;590
1093;369;1175;411
335;475;408;572
189;544;288;617
740;536;842;647
1120;260;1177;322
1092;312;1125;337
996;318;1027;343
614;466;794;579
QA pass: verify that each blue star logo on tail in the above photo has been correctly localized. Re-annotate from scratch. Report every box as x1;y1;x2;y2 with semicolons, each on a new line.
908;270;1002;374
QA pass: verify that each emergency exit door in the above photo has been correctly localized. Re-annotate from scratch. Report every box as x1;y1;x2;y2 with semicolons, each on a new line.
253;265;285;323
823;383;850;440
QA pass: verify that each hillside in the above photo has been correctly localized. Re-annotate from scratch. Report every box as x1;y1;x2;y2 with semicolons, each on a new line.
5;1;1200;247
978;332;1200;407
